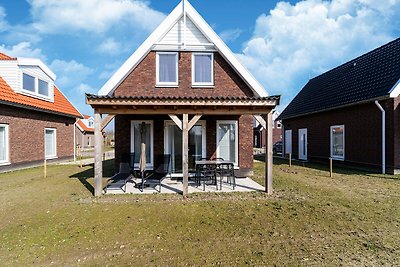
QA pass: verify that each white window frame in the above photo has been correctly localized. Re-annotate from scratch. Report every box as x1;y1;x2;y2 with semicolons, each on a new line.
156;52;178;87
216;120;239;167
330;125;345;161
0;124;10;165
192;52;214;87
44;128;57;159
21;71;52;101
130;120;154;170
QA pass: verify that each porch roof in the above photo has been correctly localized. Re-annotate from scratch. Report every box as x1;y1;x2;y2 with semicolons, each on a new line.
86;94;280;115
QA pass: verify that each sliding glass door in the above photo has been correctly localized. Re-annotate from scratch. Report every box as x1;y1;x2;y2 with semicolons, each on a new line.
216;120;238;166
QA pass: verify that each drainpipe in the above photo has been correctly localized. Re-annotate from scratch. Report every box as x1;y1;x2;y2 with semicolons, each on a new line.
73;120;77;162
375;101;385;174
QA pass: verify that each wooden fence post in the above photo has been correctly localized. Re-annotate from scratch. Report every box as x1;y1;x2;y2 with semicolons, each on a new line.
289;153;292;167
44;159;47;178
329;158;333;177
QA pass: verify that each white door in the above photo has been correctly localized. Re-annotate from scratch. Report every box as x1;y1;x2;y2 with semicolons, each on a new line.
298;128;307;160
284;130;292;155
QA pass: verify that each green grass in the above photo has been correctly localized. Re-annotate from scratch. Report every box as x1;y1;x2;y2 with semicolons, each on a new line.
0;159;399;266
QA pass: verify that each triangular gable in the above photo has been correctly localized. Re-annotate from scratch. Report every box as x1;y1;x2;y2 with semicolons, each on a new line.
98;0;267;97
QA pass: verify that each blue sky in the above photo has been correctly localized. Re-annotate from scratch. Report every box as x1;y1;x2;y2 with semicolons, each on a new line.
0;0;399;116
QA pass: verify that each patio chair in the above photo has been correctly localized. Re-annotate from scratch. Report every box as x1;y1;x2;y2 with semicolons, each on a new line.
105;162;132;193
216;162;236;190
195;163;218;191
139;154;171;193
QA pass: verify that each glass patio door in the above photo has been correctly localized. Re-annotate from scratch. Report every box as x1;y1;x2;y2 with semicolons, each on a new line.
165;121;206;173
217;120;238;166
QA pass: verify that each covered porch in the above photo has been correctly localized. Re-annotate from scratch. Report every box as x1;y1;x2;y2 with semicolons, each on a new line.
86;94;280;196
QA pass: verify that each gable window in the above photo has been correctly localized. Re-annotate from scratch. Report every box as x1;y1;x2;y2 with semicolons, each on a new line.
0;124;9;164
88;120;94;128
23;73;35;92
192;53;213;86
22;73;51;98
330;125;344;160
45;128;57;159
38;79;49;96
156;52;178;86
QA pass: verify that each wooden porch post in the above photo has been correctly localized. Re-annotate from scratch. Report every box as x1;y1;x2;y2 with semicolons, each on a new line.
265;112;273;194
94;111;103;197
182;114;189;195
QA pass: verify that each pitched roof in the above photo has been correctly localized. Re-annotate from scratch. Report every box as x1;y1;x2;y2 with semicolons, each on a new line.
0;52;15;60
279;38;400;120
98;0;268;97
76;118;94;133
0;76;81;118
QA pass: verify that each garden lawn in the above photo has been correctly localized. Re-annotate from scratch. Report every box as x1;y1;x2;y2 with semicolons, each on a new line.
0;159;399;266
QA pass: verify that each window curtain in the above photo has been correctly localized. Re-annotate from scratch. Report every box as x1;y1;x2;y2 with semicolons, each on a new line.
159;54;177;83
0;127;5;161
194;55;212;83
45;130;55;157
133;123;151;164
218;123;236;162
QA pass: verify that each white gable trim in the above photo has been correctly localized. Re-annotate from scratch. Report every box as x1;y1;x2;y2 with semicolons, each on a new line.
17;57;56;81
98;0;268;97
389;78;400;98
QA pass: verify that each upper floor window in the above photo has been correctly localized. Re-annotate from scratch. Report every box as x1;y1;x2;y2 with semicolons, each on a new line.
22;73;50;97
156;52;178;86
192;53;213;86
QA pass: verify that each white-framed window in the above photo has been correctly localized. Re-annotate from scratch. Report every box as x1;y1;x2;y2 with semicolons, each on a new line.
88;120;94;128
0;124;10;164
216;120;238;166
330;125;345;160
131;121;154;170
156;52;178;86
45;128;57;159
22;72;51;98
192;53;214;86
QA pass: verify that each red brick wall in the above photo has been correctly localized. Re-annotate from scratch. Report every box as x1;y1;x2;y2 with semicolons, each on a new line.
114;114;254;176
282;100;395;172
0;104;75;168
114;51;254;98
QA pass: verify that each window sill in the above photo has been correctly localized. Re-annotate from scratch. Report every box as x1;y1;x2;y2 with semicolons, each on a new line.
192;85;215;88
330;156;344;161
0;162;11;166
155;84;179;88
45;156;58;160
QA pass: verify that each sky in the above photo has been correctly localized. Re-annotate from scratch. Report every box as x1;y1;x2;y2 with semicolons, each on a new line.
0;0;399;116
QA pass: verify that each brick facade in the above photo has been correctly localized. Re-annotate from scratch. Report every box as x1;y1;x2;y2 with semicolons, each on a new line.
0;104;75;172
114;51;254;98
112;50;257;176
281;99;400;173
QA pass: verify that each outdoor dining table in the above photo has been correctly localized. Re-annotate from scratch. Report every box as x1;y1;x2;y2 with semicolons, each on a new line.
195;160;235;190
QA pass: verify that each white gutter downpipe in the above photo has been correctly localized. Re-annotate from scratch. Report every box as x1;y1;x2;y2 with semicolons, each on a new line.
375;101;385;174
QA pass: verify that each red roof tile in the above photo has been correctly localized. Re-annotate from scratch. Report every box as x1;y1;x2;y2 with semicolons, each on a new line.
0;52;16;60
77;119;94;132
0;76;81;117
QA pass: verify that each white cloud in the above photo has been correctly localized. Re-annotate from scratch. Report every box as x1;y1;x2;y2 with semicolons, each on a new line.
237;0;400;108
97;38;123;55
29;0;166;34
219;28;242;43
0;42;46;60
0;6;8;31
50;59;93;88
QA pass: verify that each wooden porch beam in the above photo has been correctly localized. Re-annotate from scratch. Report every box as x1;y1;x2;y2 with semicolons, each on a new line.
188;114;202;130
254;115;267;129
168;114;182;130
101;115;115;132
94;112;103;197
265;112;273;195
182;114;189;196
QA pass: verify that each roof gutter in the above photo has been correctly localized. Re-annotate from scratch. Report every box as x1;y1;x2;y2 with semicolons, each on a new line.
374;100;386;174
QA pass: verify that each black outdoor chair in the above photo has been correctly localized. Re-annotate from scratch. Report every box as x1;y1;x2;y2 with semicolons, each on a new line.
195;163;218;191
105;162;132;193
216;162;236;190
138;154;171;193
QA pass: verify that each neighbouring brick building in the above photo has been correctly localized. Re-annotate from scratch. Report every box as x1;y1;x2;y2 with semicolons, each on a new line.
86;0;280;196
0;52;82;172
254;112;282;148
279;38;400;174
75;115;95;148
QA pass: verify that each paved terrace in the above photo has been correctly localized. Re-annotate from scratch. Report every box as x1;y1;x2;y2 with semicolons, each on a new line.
105;176;264;194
